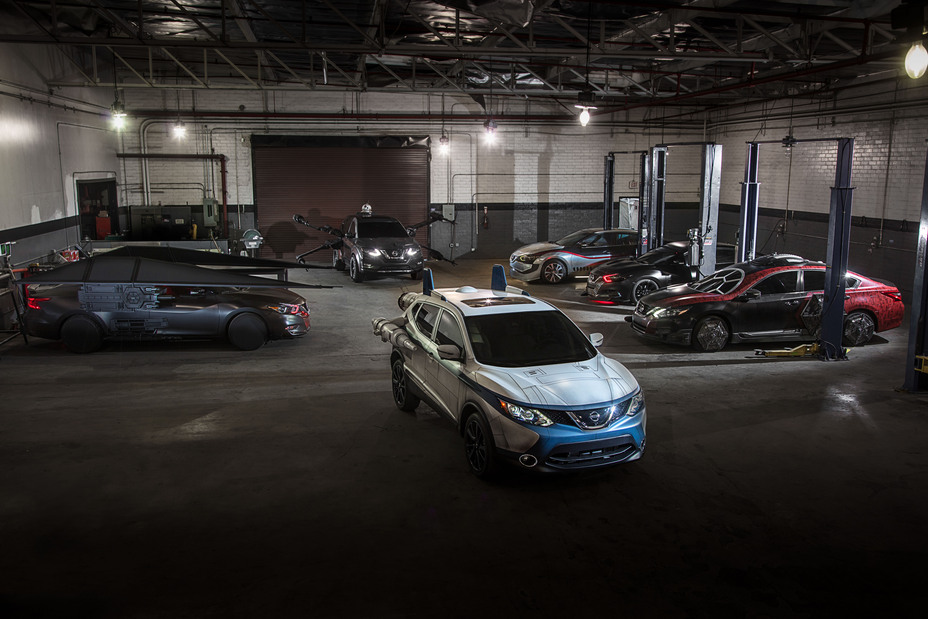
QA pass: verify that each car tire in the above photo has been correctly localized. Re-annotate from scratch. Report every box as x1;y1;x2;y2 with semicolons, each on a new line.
332;250;345;271
227;313;268;351
60;314;104;354
349;256;365;283
391;357;420;412
463;411;498;478
633;278;659;302
843;311;875;347
541;259;568;284
691;316;730;352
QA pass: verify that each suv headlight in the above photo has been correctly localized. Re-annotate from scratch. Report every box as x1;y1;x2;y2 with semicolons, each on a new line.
365;248;383;258
648;306;688;318
406;247;421;257
515;253;541;263
499;400;553;427
625;391;645;417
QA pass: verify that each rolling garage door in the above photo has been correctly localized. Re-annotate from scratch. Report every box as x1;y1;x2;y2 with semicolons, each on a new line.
252;136;430;261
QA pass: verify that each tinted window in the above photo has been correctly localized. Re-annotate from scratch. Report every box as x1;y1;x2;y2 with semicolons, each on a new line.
804;270;858;291
586;234;607;247
751;271;800;295
358;219;408;238
464;311;596;367
555;230;594;246
414;303;440;338
716;245;736;267
435;310;465;349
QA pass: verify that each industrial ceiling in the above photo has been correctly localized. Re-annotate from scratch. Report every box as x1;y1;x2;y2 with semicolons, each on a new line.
0;0;917;119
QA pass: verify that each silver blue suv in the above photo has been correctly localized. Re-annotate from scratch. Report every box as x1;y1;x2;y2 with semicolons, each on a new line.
373;266;646;477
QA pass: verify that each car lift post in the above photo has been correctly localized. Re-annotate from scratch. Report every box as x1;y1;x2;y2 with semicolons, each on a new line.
641;146;667;257
698;143;723;276
738;142;761;263
820;138;855;361
902;142;928;391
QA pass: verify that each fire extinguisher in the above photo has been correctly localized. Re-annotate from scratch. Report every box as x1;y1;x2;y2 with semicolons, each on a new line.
482;206;489;229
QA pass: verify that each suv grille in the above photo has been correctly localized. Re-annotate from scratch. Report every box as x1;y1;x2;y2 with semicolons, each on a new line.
543;400;631;430
546;439;638;469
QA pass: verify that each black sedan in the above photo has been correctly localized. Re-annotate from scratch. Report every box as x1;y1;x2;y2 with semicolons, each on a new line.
25;283;310;353
586;241;736;304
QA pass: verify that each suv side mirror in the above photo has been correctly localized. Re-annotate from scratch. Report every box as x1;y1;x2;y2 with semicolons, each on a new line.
736;289;761;302
589;333;604;347
437;344;463;361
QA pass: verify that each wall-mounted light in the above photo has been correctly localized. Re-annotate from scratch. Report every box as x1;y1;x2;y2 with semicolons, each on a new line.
906;40;928;78
484;118;498;143
575;89;597;127
110;98;127;130
173;120;187;139
438;133;450;156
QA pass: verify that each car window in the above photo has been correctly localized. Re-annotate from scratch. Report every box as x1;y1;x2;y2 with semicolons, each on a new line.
554;230;593;245
639;246;678;264
716;245;736;266
435;310;465;349
344;218;357;237
691;268;744;294
804;270;859;291
751;270;800;295
586;234;607;247
414;303;440;338
358;219;408;238
464;310;596;367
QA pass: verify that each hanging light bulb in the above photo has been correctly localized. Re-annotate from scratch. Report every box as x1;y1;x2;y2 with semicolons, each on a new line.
173;120;187;139
575;90;597;127
110;98;127;130
438;133;450;155
484;119;498;143
905;41;928;78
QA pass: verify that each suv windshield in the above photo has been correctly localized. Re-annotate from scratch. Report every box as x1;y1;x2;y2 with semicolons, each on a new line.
358;219;409;238
464;311;596;367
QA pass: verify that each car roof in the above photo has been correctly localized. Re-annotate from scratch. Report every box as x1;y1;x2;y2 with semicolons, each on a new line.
421;286;555;317
352;214;402;223
734;253;823;274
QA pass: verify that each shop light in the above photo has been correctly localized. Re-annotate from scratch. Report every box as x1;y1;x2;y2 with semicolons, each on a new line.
110;98;127;130
575;90;597;127
484;118;498;143
438;133;450;155
905;41;928;78
173;120;187;139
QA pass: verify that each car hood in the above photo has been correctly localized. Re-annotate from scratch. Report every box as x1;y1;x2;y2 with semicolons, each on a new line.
357;237;419;250
640;284;714;307
512;242;561;256
475;354;638;407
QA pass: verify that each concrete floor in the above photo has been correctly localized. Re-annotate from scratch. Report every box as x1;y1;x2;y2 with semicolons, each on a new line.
2;257;927;618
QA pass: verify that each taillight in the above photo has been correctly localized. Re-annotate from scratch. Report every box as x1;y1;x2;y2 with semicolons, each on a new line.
881;291;903;302
26;286;49;309
602;274;615;284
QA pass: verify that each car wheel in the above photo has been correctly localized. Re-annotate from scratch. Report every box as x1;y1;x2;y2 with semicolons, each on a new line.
843;311;875;347
332;250;345;271
349;256;365;283
541;259;568;284
692;316;730;352
227;313;268;351
463;411;498;478
391;357;420;412
60;314;103;353
633;278;659;301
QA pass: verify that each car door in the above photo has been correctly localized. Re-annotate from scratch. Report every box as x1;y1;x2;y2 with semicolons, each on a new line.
429;309;467;420
602;231;637;261
732;270;805;335
149;286;221;336
407;302;444;409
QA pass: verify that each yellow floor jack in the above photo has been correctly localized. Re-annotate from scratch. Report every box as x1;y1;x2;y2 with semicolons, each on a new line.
754;341;848;358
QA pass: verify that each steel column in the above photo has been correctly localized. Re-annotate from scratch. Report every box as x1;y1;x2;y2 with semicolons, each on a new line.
820;138;855;361
902;144;928;391
640;146;666;256
699;143;722;276
603;154;615;230
738;142;761;263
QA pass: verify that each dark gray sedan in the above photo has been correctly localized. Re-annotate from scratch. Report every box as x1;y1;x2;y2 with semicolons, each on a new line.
25;283;310;353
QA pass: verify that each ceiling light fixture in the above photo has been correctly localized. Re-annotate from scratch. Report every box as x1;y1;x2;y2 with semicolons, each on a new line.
110;98;127;130
438;133;450;155
172;120;187;139
484;118;498;143
906;40;928;78
575;89;597;127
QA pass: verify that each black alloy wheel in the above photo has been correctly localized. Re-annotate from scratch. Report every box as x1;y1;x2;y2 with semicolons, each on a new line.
464;412;497;478
843;311;876;346
60;314;104;354
541;259;568;284
692;316;730;352
633;278;659;301
227;313;268;351
391;357;420;412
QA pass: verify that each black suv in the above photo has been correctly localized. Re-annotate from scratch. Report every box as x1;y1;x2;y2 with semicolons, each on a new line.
333;211;424;282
